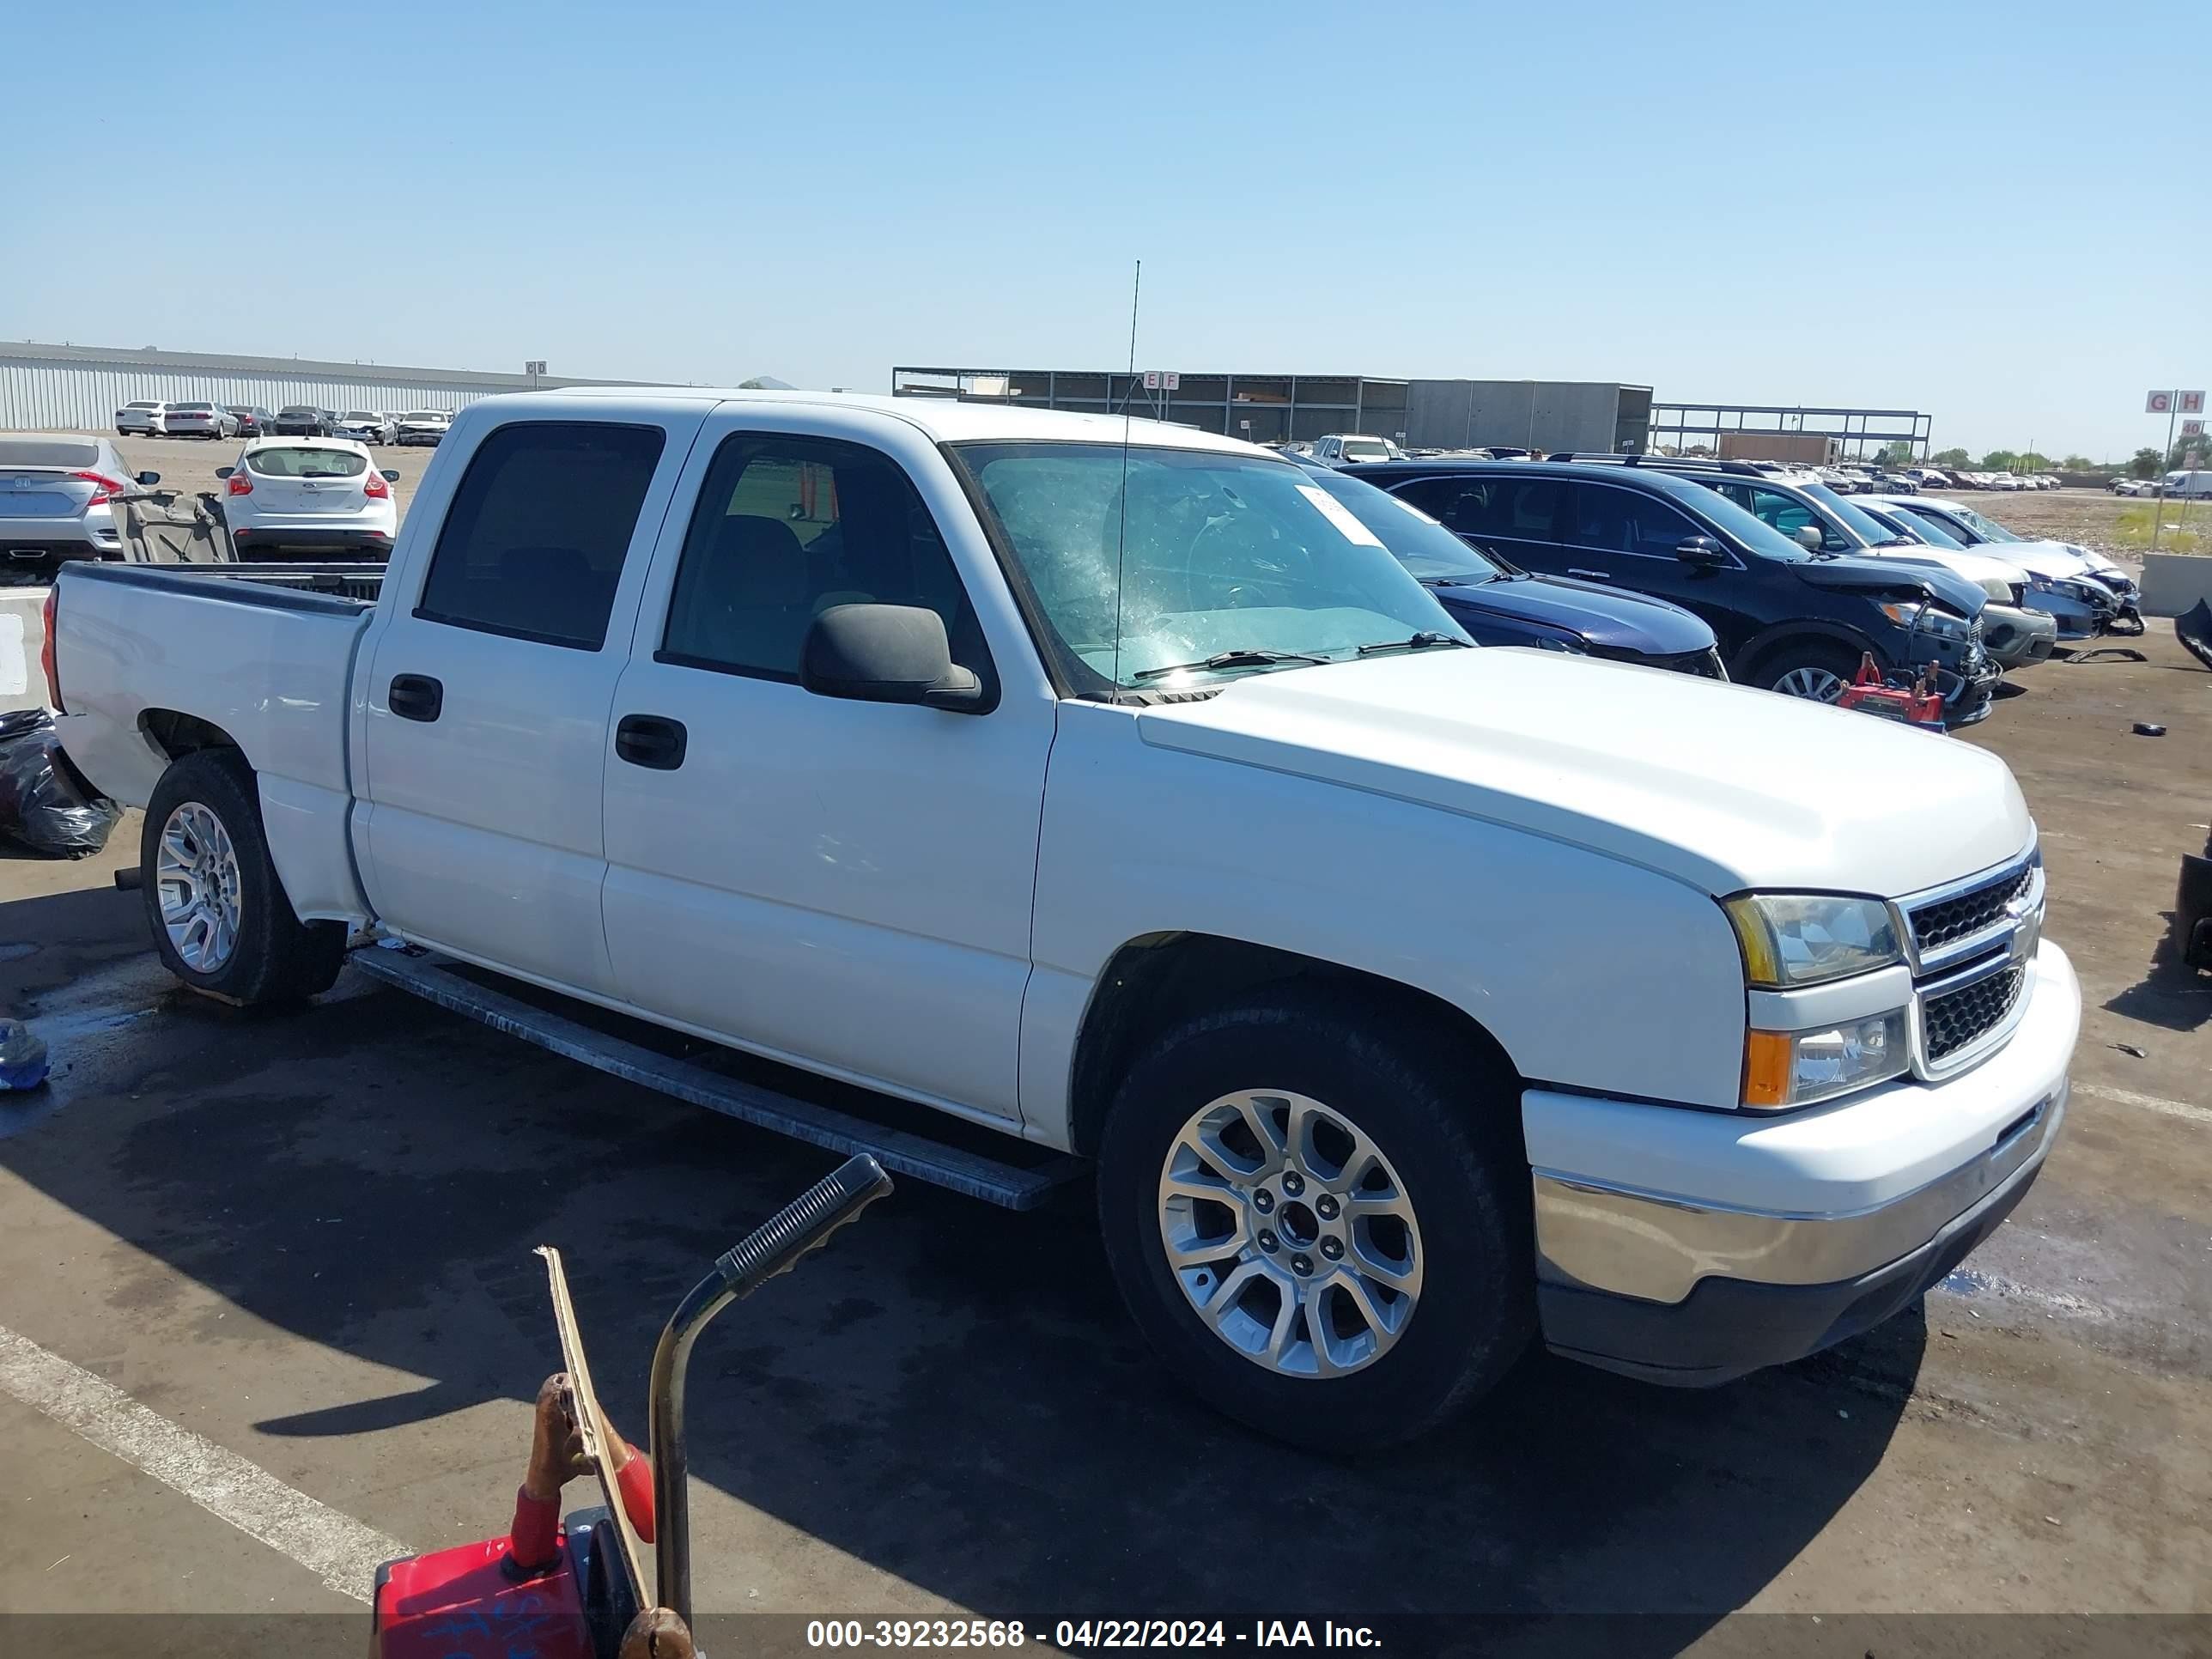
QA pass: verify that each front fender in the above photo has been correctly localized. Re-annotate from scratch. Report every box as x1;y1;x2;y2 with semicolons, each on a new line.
1020;703;1747;1147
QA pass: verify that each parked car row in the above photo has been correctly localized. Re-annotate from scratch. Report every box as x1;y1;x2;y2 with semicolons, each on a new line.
114;400;454;445
45;387;2082;1449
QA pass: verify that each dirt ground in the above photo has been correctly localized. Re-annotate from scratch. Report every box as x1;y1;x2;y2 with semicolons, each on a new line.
2;466;2209;1652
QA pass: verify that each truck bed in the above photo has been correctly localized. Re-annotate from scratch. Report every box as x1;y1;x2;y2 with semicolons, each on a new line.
52;560;379;925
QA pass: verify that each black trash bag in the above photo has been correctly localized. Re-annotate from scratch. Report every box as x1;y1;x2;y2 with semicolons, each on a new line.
0;709;121;858
2177;598;2212;672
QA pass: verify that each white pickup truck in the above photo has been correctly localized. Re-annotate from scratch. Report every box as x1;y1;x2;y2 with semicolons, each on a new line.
47;390;2079;1449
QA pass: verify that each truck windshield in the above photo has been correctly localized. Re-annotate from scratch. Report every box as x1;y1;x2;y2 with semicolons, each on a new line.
953;442;1468;689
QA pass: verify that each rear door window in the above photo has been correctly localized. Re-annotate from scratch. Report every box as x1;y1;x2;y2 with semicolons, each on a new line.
415;422;666;649
1393;475;1563;541
1566;483;1702;557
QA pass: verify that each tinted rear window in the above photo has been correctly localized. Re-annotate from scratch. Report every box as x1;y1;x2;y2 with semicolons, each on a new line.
247;447;368;478
0;439;101;468
278;406;319;416
175;404;215;413
343;412;380;422
415;422;665;650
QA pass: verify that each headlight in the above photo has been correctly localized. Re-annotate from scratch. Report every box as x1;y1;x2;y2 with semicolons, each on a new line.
1876;600;1971;641
1743;1011;1909;1109
1979;577;2014;603
1723;893;1901;988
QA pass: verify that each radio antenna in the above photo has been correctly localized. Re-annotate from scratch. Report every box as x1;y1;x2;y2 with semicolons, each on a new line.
1109;258;1141;696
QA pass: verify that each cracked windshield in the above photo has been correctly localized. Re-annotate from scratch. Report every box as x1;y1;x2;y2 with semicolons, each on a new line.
956;441;1467;689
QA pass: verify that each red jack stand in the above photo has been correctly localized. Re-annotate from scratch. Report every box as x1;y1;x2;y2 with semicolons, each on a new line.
1836;652;1947;727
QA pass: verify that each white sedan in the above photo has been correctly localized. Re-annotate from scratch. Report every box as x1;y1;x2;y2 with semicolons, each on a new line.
335;410;398;446
215;438;399;562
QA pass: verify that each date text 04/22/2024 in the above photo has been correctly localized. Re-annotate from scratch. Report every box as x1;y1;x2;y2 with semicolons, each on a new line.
805;1620;1383;1649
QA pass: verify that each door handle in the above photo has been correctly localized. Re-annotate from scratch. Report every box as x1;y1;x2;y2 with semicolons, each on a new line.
616;714;688;771
387;673;443;722
1567;568;1612;580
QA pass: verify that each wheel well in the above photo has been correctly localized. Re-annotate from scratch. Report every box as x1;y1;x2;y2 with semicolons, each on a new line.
1735;628;1870;684
140;708;241;762
1066;933;1522;1158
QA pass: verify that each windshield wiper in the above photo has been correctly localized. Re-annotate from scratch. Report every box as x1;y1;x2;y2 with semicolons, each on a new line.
1131;647;1328;681
1425;576;1497;589
1356;631;1468;656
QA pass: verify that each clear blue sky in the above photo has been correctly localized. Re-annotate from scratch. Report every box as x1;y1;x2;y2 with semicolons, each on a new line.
10;1;2201;460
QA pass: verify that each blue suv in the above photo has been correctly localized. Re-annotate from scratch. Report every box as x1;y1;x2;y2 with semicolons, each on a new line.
1348;458;1998;724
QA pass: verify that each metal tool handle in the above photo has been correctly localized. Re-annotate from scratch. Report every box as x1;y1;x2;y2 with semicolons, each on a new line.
648;1155;893;1625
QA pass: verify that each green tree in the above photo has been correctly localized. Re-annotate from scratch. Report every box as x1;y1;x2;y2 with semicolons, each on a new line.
2018;451;2051;472
1981;449;2021;472
1875;441;1916;465
2059;454;2096;471
1932;447;1971;466
2131;447;2163;478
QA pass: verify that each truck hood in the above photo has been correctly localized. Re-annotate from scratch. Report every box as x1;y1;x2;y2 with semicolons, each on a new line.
1136;647;2029;898
1428;573;1716;655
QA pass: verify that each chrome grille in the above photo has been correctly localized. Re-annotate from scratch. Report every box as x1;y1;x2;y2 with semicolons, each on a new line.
1923;965;2025;1060
1909;862;2034;956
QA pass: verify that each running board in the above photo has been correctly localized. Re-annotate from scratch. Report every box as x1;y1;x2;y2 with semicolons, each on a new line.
347;946;1084;1210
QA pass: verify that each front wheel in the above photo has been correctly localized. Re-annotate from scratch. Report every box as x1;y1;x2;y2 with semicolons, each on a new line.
1097;990;1532;1449
141;749;346;1004
1760;641;1864;704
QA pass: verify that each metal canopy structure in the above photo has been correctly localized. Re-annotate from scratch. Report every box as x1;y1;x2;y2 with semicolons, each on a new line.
1650;401;1933;460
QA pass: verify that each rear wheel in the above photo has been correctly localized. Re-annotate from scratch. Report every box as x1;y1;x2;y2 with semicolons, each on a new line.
141;749;345;1004
1097;989;1531;1449
1760;641;1863;704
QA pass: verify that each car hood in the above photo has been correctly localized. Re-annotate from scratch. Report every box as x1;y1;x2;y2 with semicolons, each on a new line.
1861;545;2027;591
1790;555;1985;615
1990;540;2103;580
1428;574;1716;655
1135;648;2030;898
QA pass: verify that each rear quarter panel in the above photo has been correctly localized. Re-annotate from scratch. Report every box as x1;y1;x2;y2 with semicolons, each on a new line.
53;566;374;923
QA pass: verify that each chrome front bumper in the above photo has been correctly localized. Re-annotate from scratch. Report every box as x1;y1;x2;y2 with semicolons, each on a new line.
1522;941;2078;1380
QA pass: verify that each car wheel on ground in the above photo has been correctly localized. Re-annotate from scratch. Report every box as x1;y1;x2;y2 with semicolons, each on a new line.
1759;640;1863;704
141;749;346;1004
1096;988;1532;1451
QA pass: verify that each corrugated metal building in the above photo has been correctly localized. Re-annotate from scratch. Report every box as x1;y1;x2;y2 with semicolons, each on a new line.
1402;380;1652;455
0;340;641;432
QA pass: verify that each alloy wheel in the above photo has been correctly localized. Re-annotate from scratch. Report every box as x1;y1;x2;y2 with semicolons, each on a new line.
155;801;242;973
1157;1090;1423;1377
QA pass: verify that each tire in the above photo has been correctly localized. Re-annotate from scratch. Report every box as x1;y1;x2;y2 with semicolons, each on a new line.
1758;639;1864;704
140;748;345;1004
1096;988;1532;1450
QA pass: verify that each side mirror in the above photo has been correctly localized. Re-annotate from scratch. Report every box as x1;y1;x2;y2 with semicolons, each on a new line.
1791;524;1824;552
1674;535;1729;568
137;471;161;486
380;470;400;482
800;604;984;712
213;467;232;480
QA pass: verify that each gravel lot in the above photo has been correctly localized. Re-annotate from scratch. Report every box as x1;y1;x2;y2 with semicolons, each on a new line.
1;440;2209;1648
